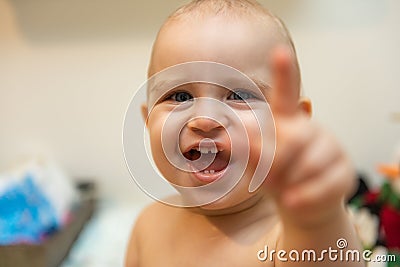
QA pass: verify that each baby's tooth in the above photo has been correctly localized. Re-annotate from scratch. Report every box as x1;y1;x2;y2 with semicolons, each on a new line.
203;170;209;174
199;146;218;154
209;170;215;174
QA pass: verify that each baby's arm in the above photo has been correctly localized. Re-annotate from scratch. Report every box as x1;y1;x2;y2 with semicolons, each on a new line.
267;48;364;267
125;204;156;267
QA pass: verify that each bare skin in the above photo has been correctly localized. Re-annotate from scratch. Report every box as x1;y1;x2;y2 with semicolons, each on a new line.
125;15;364;267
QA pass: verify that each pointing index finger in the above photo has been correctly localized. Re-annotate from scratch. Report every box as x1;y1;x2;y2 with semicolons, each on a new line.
270;46;299;117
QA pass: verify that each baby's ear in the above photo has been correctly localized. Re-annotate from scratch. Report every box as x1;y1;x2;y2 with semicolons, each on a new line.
141;103;149;126
297;97;312;117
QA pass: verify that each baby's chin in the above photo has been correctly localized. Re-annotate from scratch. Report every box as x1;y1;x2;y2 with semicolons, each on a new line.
191;191;263;216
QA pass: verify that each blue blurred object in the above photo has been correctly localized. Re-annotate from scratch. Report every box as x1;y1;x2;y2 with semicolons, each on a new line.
0;173;59;245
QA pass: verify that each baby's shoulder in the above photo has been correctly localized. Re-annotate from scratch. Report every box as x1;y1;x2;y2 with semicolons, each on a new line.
126;202;180;265
133;202;180;237
138;201;180;221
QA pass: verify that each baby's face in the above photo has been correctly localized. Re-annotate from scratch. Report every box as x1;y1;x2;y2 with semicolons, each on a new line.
144;16;286;210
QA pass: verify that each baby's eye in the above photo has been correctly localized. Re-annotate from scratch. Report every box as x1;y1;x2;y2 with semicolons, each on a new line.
227;90;257;101
169;92;193;102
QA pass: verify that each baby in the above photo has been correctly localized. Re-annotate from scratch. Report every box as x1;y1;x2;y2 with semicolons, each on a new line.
125;0;364;266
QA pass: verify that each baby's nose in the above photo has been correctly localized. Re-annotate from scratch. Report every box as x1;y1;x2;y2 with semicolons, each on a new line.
184;97;230;133
187;117;224;133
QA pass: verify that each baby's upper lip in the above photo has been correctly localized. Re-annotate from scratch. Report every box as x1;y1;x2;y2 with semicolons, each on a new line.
181;139;229;154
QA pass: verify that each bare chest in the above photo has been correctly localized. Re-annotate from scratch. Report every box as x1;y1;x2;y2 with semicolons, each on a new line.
138;224;278;267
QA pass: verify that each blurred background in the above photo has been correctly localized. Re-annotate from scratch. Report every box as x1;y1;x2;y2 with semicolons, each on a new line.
1;0;400;266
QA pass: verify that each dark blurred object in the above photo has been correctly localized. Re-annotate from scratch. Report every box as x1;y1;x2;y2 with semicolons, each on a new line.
348;173;370;203
0;181;96;267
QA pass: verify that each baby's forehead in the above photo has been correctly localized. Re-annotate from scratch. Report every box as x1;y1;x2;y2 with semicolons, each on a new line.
162;12;287;47
148;13;291;77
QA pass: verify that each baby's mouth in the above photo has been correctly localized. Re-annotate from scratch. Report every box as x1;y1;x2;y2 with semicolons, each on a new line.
182;143;231;182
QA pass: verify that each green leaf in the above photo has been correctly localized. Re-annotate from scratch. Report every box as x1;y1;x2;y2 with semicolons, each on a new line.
387;250;400;267
380;181;392;203
388;192;400;210
349;196;364;209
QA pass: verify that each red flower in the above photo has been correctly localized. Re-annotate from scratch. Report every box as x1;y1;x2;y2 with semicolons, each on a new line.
364;191;379;205
380;205;400;250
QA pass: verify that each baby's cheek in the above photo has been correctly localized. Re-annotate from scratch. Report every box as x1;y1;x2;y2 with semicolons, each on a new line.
149;129;164;166
148;123;189;186
242;114;263;151
238;111;273;179
149;138;179;184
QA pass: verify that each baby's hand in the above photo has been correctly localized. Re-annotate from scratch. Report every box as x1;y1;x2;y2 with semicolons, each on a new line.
266;48;356;228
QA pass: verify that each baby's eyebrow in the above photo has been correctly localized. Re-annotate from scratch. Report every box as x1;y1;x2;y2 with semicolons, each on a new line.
148;77;271;97
148;79;169;94
148;79;187;98
250;78;271;92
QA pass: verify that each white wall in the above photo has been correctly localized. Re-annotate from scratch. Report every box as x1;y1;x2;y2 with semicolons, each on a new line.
1;0;399;202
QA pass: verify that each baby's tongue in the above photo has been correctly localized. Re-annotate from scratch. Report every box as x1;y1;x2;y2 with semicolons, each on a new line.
191;152;229;172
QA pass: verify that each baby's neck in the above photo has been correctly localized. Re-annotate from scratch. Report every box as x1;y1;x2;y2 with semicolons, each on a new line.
186;195;278;238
